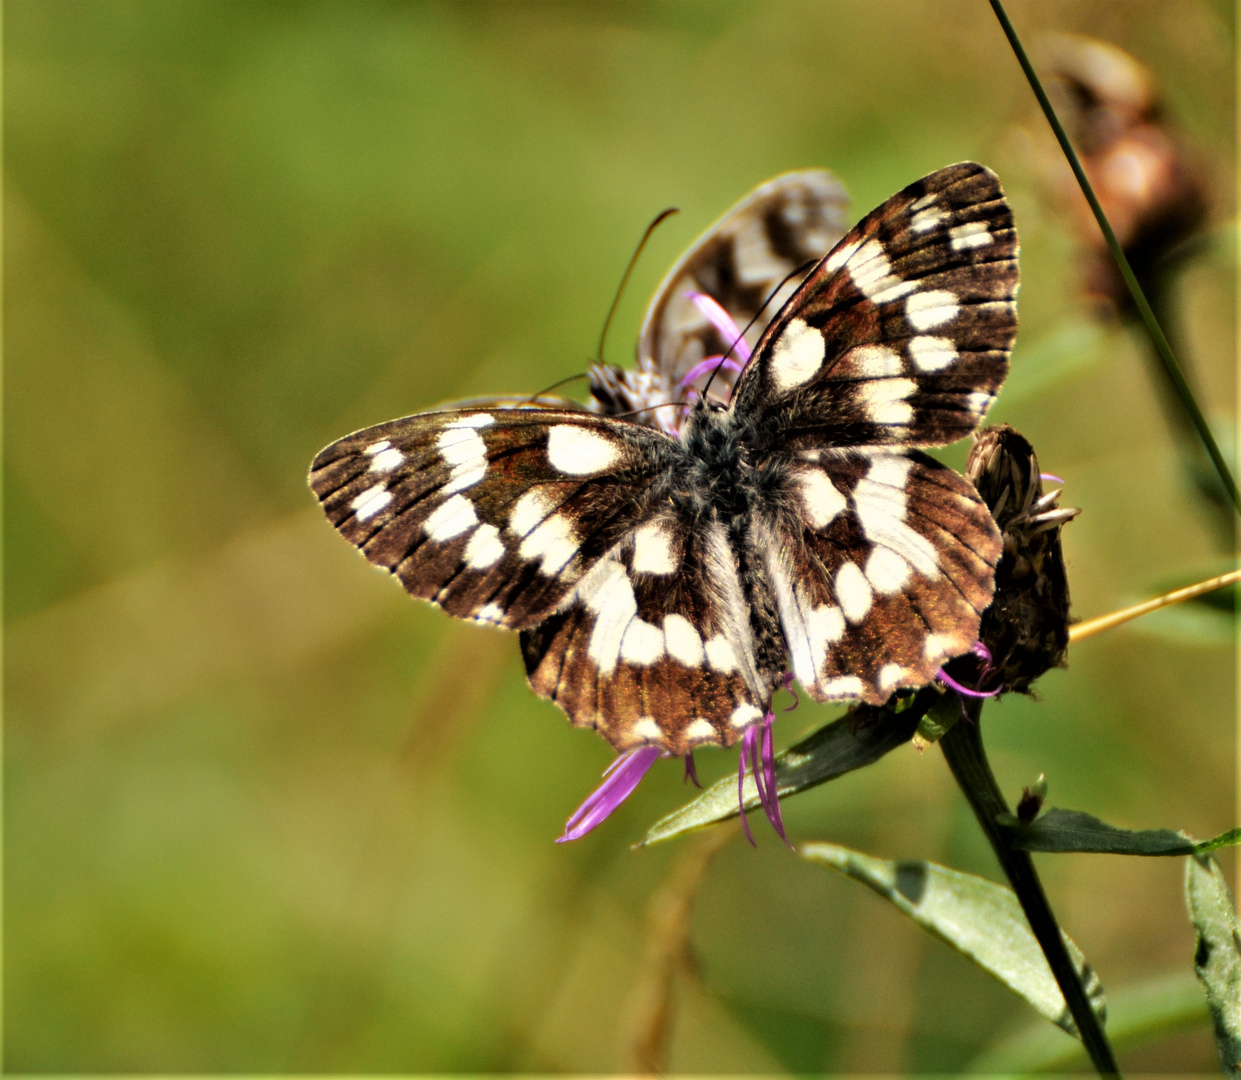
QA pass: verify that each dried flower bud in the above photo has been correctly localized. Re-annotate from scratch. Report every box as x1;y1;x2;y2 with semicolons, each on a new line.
962;425;1080;695
1017;773;1049;823
1038;33;1209;311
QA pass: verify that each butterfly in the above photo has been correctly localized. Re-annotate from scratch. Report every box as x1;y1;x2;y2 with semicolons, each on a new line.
309;162;1017;760
587;168;850;434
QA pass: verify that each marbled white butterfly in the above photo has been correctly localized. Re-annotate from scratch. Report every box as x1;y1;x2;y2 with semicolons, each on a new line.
309;162;1017;758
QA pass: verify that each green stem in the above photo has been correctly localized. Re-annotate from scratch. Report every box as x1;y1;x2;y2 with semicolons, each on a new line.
941;707;1121;1076
989;0;1241;517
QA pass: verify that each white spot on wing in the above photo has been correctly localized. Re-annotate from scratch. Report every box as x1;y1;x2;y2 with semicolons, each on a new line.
865;545;912;594
704;634;739;673
852;454;940;579
509;487;554;538
910;205;947;233
769;318;825;391
824;238;861;274
850;344;903;377
439;415;492;495
352;484;392;521
859;377;916;425
848;239;915;304
684;718;717;743
729;703;763;729
806;603;845;674
909;192;938;212
363;440;391;455
968;390;993;417
949;221;993;250
878;663;908;692
820;675;865;697
475;603;505;625
579;557;636;675
520;512;578;576
908;335;958;372
620;618;664;664
424;493;478;541
632;716;663;743
547;425;622;475
663;614;704;666
368;447;405;473
795;469;848;529
464;522;505;569
632;520;677;575
835;561;873;623
905;290;960;331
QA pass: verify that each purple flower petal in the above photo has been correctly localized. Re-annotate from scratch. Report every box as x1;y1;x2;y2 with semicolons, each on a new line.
738;725;758;847
683;753;701;788
735;712;791;847
684;291;752;362
557;745;661;843
1040;472;1065;484
678;354;745;390
759;712;792;846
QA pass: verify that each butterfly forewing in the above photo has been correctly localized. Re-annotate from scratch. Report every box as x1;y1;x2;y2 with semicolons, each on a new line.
309;406;677;631
735;162;1018;449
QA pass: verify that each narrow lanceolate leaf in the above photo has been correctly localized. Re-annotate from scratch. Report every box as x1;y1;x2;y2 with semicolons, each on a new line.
1008;808;1241;857
637;691;929;846
802;841;1107;1038
1186;854;1241;1076
1009;808;1197;856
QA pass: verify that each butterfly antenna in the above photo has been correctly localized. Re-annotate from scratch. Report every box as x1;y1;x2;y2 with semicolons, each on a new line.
700;258;817;402
526;372;589;403
596;207;680;363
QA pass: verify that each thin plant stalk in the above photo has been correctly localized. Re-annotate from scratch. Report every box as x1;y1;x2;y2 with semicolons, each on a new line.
989;0;1241;516
1070;569;1241;643
940;702;1121;1076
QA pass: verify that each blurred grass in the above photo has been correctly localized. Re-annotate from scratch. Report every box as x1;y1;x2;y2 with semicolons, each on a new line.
4;0;1235;1071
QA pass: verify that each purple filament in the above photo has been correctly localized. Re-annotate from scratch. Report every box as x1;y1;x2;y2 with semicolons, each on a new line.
683;752;701;788
937;667;1001;699
557;745;661;843
781;671;800;711
1040;472;1065;484
736;712;791;847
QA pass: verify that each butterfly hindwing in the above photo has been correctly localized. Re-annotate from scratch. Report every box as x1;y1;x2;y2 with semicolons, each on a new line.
309;406;678;630
521;513;771;753
757;447;1001;705
734;162;1018;448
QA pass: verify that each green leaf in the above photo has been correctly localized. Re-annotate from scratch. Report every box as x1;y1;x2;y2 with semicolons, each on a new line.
802;841;1106;1037
969;971;1209;1072
1007;808;1241;857
637;692;928;847
1009;808;1197;856
1186;854;1241;1076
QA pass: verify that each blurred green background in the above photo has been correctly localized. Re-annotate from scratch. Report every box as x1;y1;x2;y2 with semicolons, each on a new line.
5;0;1236;1072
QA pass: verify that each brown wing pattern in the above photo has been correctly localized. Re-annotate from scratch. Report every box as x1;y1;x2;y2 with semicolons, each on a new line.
309;406;674;630
735;162;1018;449
521;516;770;755
757;447;1002;705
